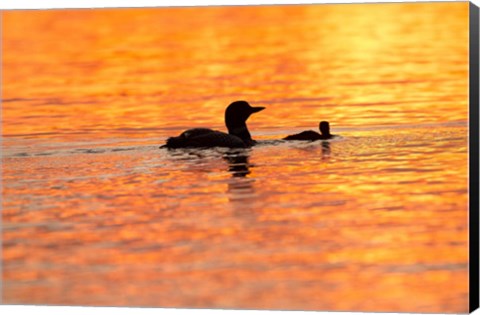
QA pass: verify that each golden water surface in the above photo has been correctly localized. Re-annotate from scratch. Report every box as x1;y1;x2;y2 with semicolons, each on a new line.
2;2;470;312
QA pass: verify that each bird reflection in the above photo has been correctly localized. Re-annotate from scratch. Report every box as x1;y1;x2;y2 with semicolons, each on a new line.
321;141;331;160
223;151;251;177
222;150;256;204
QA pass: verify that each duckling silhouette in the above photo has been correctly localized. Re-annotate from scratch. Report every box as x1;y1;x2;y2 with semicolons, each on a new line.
162;101;265;148
284;121;334;141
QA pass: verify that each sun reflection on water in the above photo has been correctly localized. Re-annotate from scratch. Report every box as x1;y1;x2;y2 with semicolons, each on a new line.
2;2;469;312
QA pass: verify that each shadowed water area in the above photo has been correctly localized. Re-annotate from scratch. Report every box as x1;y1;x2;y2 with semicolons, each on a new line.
2;3;469;312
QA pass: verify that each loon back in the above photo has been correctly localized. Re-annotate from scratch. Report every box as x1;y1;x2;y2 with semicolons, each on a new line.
283;131;334;141
284;130;322;141
164;128;246;148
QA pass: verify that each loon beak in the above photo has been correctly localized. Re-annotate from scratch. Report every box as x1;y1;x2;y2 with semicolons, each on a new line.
250;106;265;113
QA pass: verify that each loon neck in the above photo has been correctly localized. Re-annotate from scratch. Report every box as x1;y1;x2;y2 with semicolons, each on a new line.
227;124;252;142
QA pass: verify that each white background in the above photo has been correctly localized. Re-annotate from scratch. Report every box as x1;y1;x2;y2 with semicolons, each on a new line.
0;0;479;315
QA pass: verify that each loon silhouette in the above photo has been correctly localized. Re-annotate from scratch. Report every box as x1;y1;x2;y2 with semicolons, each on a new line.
284;121;334;141
162;101;265;148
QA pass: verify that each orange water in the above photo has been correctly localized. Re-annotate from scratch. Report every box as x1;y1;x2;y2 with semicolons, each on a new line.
2;2;470;312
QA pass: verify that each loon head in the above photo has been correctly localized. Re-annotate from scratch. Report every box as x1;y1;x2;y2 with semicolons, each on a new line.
319;121;331;136
225;101;265;141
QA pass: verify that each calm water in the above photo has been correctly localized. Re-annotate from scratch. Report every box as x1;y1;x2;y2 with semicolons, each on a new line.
2;3;470;312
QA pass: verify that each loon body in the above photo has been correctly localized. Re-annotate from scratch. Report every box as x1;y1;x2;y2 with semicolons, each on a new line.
162;101;265;148
284;121;334;141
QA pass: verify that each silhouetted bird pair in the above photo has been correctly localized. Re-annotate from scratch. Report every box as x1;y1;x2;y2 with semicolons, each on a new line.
162;100;334;149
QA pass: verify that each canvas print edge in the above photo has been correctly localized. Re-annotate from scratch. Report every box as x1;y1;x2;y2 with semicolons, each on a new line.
469;1;480;313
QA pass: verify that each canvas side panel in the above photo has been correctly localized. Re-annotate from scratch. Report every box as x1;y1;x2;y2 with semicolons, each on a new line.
470;1;480;313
